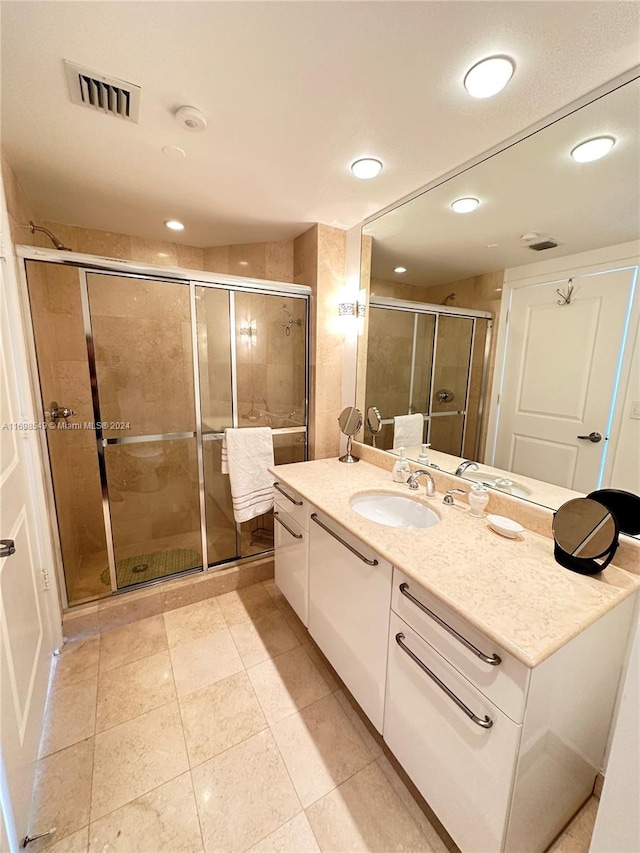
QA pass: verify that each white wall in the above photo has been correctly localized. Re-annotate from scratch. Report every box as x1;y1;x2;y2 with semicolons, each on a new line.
590;611;640;853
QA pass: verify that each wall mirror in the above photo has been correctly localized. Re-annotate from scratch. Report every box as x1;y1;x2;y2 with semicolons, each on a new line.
355;73;640;526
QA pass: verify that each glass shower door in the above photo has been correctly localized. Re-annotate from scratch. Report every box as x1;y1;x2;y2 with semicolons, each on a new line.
87;272;204;590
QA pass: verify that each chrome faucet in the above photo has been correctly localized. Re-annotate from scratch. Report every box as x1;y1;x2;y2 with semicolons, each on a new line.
455;460;479;477
406;470;436;497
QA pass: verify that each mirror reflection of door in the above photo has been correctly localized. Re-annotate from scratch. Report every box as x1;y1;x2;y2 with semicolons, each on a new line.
494;268;635;493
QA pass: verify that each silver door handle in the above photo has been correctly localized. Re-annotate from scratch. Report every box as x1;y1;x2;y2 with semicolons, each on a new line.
395;633;493;729
274;511;303;540
274;482;303;505
577;432;602;443
310;513;378;566
0;539;16;558
399;583;501;666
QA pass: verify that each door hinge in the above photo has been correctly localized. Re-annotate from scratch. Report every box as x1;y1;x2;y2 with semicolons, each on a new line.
505;310;510;324
41;567;51;590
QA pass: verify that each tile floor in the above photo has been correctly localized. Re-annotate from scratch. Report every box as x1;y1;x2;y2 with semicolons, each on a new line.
31;580;598;853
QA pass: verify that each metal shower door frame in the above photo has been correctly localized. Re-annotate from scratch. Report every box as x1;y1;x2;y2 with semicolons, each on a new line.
17;249;311;605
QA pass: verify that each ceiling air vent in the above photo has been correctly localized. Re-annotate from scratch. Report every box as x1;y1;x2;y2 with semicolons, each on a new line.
529;239;559;252
64;60;140;123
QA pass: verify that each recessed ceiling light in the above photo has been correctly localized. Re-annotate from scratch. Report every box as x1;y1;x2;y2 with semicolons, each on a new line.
394;266;407;274
464;56;514;99
451;197;480;214
570;136;616;163
165;219;184;231
486;243;499;248
351;158;383;179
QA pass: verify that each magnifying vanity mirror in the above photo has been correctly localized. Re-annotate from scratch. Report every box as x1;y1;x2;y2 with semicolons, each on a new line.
366;406;383;446
553;498;618;574
355;73;640;529
338;406;363;464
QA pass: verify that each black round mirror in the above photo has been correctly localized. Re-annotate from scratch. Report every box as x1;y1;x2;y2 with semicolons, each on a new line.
553;497;619;574
366;406;383;435
338;406;363;437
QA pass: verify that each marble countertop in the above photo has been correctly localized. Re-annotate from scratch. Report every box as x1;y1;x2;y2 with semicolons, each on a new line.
270;457;639;668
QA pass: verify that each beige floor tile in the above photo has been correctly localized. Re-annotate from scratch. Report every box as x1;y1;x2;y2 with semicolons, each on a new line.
230;609;300;667
262;578;285;605
217;582;279;626
91;700;188;820
39;677;97;758
303;643;340;692
29;740;93;848
271;693;373;807
169;627;243;697
376;755;450;852
547;797;599;853
249;812;320;852
247;645;332;725
274;597;310;643
88;773;203;853
52;636;100;689
38;826;89;853
163;597;226;648
180;670;267;767
99;615;167;673
96;650;176;732
334;690;384;759
192;729;301;852
305;762;433;852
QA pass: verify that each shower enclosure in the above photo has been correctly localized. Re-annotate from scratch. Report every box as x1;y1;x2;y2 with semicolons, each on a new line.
21;253;309;607
362;297;492;458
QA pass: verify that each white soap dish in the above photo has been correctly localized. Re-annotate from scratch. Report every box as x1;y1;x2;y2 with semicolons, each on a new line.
487;514;524;538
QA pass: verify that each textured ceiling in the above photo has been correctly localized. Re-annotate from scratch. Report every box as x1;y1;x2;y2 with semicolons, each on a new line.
366;77;640;286
2;1;639;246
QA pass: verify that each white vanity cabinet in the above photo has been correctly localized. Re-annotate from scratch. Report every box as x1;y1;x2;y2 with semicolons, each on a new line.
273;481;309;625
385;611;521;853
384;567;636;853
307;508;392;732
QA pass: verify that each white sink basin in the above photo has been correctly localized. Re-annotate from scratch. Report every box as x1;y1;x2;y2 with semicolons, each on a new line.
350;493;440;529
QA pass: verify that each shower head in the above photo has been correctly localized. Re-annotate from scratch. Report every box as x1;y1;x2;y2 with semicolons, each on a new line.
28;221;71;251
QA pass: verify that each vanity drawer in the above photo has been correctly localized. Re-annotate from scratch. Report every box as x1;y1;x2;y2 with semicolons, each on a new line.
273;480;309;529
384;613;521;853
392;570;529;723
274;505;308;625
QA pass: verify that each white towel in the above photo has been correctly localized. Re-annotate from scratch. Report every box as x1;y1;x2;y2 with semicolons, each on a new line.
393;414;424;450
221;427;275;523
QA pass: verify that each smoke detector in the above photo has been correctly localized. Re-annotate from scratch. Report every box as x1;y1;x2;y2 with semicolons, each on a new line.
174;106;207;132
520;232;540;243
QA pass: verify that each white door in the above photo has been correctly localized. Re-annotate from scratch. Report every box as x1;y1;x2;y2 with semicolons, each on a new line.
494;268;635;492
0;218;59;843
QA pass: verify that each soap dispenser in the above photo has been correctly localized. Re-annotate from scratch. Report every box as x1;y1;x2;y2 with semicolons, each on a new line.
417;443;431;465
392;448;411;483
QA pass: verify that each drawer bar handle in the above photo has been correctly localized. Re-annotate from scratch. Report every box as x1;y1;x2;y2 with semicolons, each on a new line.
399;583;501;666
311;513;378;566
274;482;303;506
274;511;303;540
396;633;493;729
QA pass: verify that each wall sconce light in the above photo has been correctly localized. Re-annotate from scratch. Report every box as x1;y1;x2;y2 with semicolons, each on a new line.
240;319;257;345
338;291;367;336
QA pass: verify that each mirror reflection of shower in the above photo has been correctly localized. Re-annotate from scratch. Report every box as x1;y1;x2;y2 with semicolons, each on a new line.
282;303;302;336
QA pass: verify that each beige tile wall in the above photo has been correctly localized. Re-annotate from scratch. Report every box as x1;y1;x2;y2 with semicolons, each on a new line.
294;225;347;460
